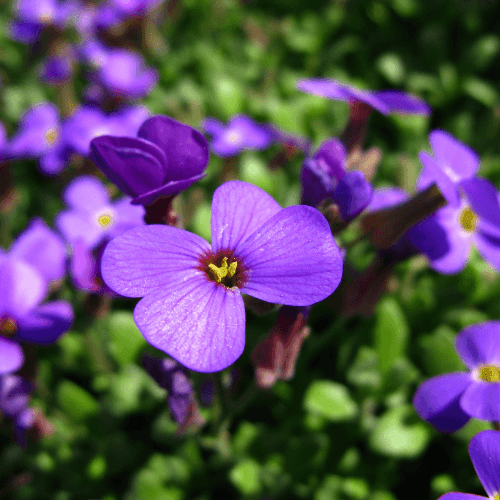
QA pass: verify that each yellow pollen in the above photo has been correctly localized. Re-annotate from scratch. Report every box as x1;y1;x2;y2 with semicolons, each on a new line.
227;131;242;144
0;317;17;337
478;364;500;382
98;213;113;228
45;128;58;146
40;11;53;24
494;494;500;500
208;257;237;283
459;207;476;232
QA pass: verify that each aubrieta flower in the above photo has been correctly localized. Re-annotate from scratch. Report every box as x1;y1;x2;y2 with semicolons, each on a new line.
202;115;273;157
419;177;500;274
90;115;209;206
440;430;500;500
296;78;431;115
101;181;343;372
55;175;145;251
301;138;373;221
40;48;75;85
0;255;73;375
0;374;34;447
5;217;67;285
418;130;480;206
413;321;500;433
142;354;193;424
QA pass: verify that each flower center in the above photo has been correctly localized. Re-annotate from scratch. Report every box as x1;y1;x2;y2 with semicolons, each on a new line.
198;250;247;289
0;316;17;337
227;131;242;145
45;127;58;146
478;364;500;382
40;11;53;24
98;213;113;228
459;207;476;232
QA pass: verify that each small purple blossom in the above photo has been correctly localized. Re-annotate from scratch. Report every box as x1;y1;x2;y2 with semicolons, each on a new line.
0;374;34;447
418;130;480;206
55;175;145;251
90;115;209;206
296;78;431;115
0;255;73;375
301;138;373;220
142;354;193;424
101;181;343;372
7;217;67;285
439;430;500;500
413;321;500;433
202;115;273;157
40;49;74;85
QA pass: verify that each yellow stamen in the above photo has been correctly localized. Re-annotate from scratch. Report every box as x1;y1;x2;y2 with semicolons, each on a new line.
40;11;53;24
98;213;113;228
45;128;58;146
459;207;476;232
478;364;500;382
227;131;241;144
208;257;237;283
0;317;17;337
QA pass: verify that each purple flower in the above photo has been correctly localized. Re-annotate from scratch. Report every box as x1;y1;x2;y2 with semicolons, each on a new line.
264;125;311;156
418;130;480;206
422;178;500;274
90;115;209;206
6;103;67;174
69;242;112;294
413;321;500;433
296;78;431;115
142;354;193;424
101;181;343;372
40;49;74;85
301;139;373;220
7;218;67;285
202;115;273;157
55;176;145;251
440;430;500;500
0;374;34;447
0;256;73;375
81;40;158;99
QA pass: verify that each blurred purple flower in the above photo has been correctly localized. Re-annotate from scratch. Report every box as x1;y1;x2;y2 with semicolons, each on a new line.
55;175;145;251
142;354;193;424
264;125;311;156
413;321;500;433
421;178;500;274
418;130;480;206
0;256;73;375
90;115;209;206
40;49;74;85
301;138;373;220
101;181;343;372
202;115;273;157
7;218;67;285
6;103;67;175
296;78;431;115
69;242;113;294
440;430;500;500
0;374;34;447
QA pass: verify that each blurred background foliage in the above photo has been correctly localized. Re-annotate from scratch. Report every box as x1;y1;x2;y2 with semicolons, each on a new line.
1;0;500;499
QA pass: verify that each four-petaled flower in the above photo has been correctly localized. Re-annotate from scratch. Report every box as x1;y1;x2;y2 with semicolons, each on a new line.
413;321;500;433
101;181;343;372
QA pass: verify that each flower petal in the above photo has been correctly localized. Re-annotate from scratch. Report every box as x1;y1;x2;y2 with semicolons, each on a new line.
89;135;168;198
0;338;24;375
419;151;460;206
461;178;500;236
438;494;488;500
108;197;145;240
461;382;500;421
101;225;210;297
211;180;282;252
469;429;500;498
412;372;471;433
8;218;67;283
55;210;103;250
0;258;47;317
374;90;431;115
474;231;500;272
455;321;500;369
236;205;343;305
63;175;110;213
134;278;245;372
138;116;209;180
16;301;74;344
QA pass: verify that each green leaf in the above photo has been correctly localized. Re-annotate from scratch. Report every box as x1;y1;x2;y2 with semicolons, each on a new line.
229;459;262;496
374;298;409;374
304;380;357;422
108;311;146;365
369;405;430;457
57;380;99;421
